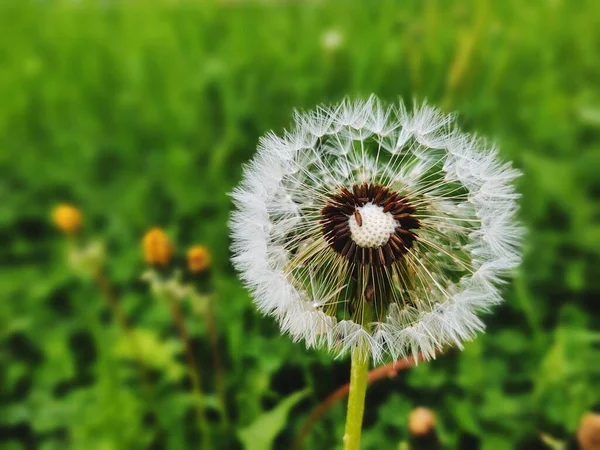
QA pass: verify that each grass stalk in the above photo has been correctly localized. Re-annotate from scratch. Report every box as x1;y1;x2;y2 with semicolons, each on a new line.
167;293;212;450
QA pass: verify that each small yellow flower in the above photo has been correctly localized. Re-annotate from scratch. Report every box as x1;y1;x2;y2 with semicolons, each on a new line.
52;204;82;234
187;245;211;273
143;228;173;266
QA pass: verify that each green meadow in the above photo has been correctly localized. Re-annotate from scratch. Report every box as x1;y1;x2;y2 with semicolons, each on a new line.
1;1;599;449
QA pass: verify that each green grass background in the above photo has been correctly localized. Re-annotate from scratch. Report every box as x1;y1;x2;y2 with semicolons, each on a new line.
1;0;600;449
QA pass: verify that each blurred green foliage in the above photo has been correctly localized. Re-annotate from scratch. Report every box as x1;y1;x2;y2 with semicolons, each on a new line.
1;0;599;449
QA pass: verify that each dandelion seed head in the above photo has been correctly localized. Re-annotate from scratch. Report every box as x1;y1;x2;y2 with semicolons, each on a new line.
230;95;522;362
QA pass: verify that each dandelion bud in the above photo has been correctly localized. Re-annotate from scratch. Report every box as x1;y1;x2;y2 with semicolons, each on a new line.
322;29;343;52
52;204;81;234
187;245;211;273
143;228;173;267
408;407;441;450
409;407;436;437
577;412;600;450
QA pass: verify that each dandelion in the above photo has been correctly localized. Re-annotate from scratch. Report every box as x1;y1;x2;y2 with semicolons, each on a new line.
140;235;210;447
52;203;82;234
142;227;173;267
230;96;522;449
231;95;521;361
187;245;212;273
322;29;343;52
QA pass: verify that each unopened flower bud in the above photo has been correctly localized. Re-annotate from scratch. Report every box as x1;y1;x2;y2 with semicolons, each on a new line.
577;412;600;450
187;245;211;273
322;29;343;52
52;204;82;234
143;228;173;267
409;407;436;437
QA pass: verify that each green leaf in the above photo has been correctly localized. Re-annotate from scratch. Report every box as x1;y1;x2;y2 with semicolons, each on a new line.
238;389;308;450
113;327;185;382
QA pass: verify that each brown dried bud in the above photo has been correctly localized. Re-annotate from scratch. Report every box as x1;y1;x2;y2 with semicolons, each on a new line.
52;204;82;234
409;407;436;437
142;228;173;267
577;412;600;450
187;245;211;273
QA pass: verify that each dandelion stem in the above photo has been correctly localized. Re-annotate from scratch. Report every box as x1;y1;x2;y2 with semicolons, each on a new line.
343;346;370;450
293;354;423;450
342;303;373;450
94;269;127;329
167;294;211;450
93;268;155;407
203;296;229;428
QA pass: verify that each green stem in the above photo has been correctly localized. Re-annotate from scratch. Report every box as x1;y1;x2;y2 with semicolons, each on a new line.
343;302;372;450
203;296;230;428
167;294;211;450
343;346;370;450
94;269;155;406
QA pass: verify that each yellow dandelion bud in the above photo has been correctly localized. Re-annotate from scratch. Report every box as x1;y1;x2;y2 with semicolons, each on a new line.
187;245;211;273
52;204;82;234
408;407;436;437
577;412;600;450
143;227;173;266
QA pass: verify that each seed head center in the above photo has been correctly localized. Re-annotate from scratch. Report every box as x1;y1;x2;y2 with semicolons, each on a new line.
320;183;420;266
348;203;398;248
